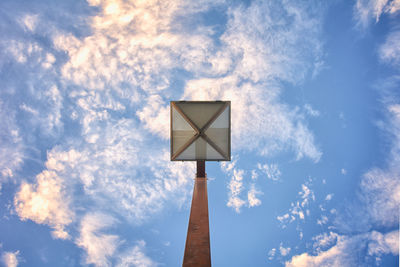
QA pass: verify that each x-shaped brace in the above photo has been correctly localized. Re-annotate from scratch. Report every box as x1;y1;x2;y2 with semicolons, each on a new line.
171;102;229;160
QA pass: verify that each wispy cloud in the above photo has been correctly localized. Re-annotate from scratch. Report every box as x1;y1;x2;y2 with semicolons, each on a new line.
0;100;24;184
312;232;338;252
286;230;399;267
222;159;264;212
379;30;400;66
267;248;276;260
316;215;329;226
18;14;39;32
2;0;327;264
223;160;246;213
257;163;282;181
183;1;323;161
354;0;400;29
287;4;400;265
116;241;158;267
1;251;19;267
325;194;333;201
15;123;195;226
304;104;320;117
360;104;400;228
3;0;324;227
277;180;315;228
353;0;400;231
14;167;74;239
76;212;120;267
247;185;262;208
277;179;315;228
51;0;323;162
76;213;158;267
279;243;291;257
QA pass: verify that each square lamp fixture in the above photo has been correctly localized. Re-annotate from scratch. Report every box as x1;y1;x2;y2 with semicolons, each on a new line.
171;101;231;161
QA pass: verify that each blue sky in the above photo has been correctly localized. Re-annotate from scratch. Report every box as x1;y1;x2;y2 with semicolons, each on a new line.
0;0;399;266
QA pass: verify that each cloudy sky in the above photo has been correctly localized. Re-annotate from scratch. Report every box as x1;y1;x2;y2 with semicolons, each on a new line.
0;0;399;266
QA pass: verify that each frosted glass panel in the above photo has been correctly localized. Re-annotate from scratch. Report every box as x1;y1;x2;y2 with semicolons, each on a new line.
204;128;229;156
204;105;229;157
206;141;225;160
172;106;196;154
172;107;194;131
175;141;196;160
208;105;229;128
176;102;224;129
175;138;224;160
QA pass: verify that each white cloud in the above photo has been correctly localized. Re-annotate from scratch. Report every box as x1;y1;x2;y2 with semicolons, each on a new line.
183;73;322;163
222;159;265;212
286;234;360;267
361;166;400;227
8;0;324;231
277;180;315;227
76;213;158;267
313;232;338;252
304;104;320;117
226;166;246;213
52;0;227;143
279;243;291;257
325;194;333;201
288;108;400;263
4;39;51;70
354;0;400;28
14;167;74;239
1;251;19;267
50;0;329;188
286;230;399;267
54;1;321;161
116;241;158;267
289;26;400;263
2;0;327;264
387;0;400;12
257;163;281;181
277;213;291;225
0;39;62;138
299;184;315;207
23;85;63;136
316;215;329;226
182;1;323;162
76;213;120;267
136;95;170;140
0;100;24;183
288;6;400;266
379;30;400;66
268;248;276;260
19;14;39;32
39;125;194;223
251;170;258;180
221;1;323;84
247;185;262;208
360;104;400;228
368;230;399;257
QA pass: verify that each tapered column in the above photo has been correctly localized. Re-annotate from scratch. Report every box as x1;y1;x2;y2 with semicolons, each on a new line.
182;160;211;267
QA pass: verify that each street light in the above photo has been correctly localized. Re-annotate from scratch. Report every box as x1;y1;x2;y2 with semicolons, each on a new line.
171;101;231;266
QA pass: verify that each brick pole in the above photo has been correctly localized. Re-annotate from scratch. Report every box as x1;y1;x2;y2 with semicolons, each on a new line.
182;160;211;266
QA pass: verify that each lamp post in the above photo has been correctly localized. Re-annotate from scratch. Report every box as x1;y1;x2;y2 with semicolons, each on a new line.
170;101;231;266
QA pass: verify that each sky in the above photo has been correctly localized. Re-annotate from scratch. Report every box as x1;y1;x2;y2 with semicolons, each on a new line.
0;0;399;266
